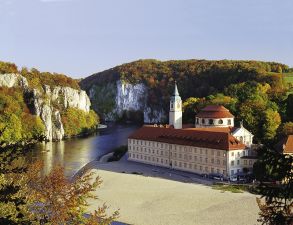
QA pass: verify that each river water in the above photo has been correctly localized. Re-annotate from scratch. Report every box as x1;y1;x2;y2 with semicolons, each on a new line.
26;123;138;177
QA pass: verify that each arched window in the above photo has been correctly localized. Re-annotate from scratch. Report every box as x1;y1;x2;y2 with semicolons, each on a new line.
202;119;205;124
196;118;199;124
209;119;214;125
218;119;223;124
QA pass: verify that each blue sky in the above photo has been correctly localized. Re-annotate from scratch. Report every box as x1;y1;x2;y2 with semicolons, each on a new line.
1;0;292;78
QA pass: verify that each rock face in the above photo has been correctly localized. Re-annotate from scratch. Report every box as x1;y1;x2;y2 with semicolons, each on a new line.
87;80;166;123
0;73;91;141
0;73;28;88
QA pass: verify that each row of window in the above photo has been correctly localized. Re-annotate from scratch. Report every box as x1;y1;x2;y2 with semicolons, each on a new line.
129;153;226;175
196;118;232;125
230;151;246;158
129;144;226;157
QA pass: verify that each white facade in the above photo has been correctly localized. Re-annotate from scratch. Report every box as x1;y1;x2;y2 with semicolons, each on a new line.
128;138;248;179
232;123;254;147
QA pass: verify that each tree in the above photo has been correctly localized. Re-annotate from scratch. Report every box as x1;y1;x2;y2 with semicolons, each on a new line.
262;109;281;141
253;147;293;225
282;122;293;136
27;162;119;225
0;146;118;225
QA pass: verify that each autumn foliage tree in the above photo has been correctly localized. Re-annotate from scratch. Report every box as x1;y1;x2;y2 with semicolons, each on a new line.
0;146;119;225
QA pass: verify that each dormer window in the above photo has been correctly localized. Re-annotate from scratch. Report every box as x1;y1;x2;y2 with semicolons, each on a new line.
218;119;223;124
209;119;213;125
228;119;231;125
202;119;205;124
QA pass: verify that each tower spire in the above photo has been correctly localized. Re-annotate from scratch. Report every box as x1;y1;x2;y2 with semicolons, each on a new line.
173;81;179;96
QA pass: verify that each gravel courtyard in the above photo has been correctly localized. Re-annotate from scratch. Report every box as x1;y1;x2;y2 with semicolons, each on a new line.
86;162;259;225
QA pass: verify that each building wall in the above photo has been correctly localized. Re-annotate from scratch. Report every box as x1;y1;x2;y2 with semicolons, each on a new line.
128;138;231;178
195;117;234;128
232;127;254;147
227;149;250;177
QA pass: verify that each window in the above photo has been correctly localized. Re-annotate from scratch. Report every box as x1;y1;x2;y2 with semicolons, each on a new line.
179;162;182;167
205;149;208;154
202;119;205;124
211;158;214;163
161;151;163;156
200;166;202;171
237;152;240;157
179;154;182;158
194;148;197;153
228;119;231;125
189;155;192;160
217;151;220;156
129;153;131;157
211;168;214;173
170;152;172;157
218;119;223;124
242;151;245;156
217;159;220;164
205;158;208;163
231;152;234;157
223;160;226;165
141;155;143;159
209;119;214;125
196;118;199;124
231;160;234;166
237;160;240;165
174;161;177;166
200;149;203;154
194;164;197;169
161;158;163;163
249;160;252;165
244;160;247;165
194;156;197;161
205;167;208;172
231;170;234;175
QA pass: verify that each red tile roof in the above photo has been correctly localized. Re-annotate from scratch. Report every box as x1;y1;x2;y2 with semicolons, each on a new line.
196;105;234;118
276;135;293;154
129;126;245;151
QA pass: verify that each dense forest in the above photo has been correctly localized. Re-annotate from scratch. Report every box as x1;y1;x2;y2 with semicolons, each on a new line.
0;61;98;146
81;59;293;143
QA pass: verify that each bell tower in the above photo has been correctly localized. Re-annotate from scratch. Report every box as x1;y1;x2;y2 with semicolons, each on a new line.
169;81;182;129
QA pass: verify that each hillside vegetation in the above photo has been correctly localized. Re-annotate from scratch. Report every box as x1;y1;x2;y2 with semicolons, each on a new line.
81;59;293;143
0;61;80;90
0;61;98;146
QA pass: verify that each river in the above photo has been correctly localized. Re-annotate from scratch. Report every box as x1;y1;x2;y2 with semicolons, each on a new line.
26;123;138;177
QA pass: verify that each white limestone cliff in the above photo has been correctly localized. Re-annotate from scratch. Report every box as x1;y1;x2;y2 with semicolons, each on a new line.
0;73;91;141
89;80;166;123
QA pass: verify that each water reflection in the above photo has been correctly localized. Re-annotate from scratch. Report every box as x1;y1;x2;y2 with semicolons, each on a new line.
26;124;138;177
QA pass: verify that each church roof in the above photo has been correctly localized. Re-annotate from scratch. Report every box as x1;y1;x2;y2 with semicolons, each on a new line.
196;105;234;118
129;126;245;150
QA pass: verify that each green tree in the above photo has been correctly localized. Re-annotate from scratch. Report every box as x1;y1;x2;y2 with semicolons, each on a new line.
254;147;293;225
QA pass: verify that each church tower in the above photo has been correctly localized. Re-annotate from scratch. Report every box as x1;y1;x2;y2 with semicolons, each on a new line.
169;82;182;129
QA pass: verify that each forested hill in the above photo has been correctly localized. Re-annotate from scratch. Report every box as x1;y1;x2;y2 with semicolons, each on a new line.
80;59;293;143
80;59;289;97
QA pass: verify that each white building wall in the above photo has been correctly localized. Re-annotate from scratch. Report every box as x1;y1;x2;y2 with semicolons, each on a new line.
128;138;230;178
